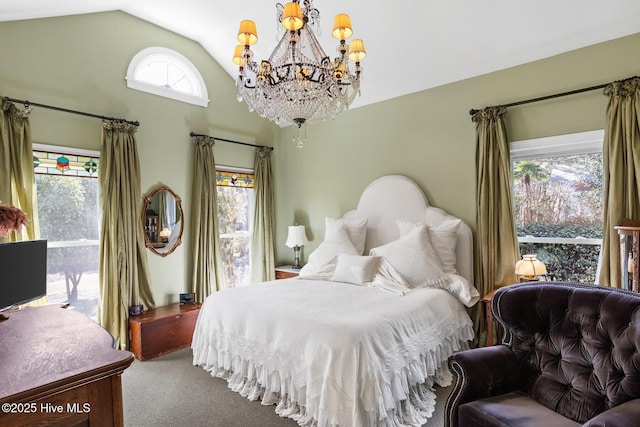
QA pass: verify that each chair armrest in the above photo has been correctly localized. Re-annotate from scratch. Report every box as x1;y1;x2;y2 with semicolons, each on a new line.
583;399;640;427
445;345;522;427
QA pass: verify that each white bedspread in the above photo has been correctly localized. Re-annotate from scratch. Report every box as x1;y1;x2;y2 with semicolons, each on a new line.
192;278;474;426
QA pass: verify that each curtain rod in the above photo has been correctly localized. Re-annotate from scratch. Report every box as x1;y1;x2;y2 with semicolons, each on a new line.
4;96;139;126
189;132;273;150
468;81;612;116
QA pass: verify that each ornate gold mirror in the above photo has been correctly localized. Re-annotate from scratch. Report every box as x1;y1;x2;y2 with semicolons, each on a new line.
143;186;184;257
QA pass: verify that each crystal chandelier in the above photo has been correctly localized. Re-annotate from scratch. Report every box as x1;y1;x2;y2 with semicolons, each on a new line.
233;0;366;147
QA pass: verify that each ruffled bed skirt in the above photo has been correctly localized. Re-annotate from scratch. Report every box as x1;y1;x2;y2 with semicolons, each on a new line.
192;331;471;427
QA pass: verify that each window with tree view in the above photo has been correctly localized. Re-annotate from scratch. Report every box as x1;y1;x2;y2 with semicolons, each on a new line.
511;130;603;283
33;145;100;320
216;169;255;288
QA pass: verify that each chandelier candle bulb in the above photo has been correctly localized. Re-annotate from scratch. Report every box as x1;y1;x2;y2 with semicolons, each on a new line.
282;2;304;31
232;45;245;66
237;20;258;45
332;14;353;40
348;39;367;62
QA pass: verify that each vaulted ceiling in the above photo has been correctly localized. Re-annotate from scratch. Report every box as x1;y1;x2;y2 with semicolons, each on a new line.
2;0;640;109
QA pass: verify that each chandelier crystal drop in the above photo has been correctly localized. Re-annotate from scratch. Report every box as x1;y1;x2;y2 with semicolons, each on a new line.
234;0;366;147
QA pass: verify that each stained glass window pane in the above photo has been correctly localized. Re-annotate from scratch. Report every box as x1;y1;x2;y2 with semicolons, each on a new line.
33;150;99;177
215;170;254;188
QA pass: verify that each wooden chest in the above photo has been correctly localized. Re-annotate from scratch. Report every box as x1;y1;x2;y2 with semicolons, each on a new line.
128;303;201;361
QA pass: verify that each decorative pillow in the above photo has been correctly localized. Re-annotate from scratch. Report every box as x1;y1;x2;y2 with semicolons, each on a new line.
299;225;359;280
325;215;368;255
443;273;480;307
369;226;449;288
396;218;461;274
370;257;412;296
331;255;380;285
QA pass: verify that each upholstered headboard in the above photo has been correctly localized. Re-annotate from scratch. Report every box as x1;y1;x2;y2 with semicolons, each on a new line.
343;175;474;284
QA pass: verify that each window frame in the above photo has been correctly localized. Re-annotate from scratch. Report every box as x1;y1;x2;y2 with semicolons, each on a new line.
510;129;604;246
216;166;255;287
32;143;102;317
33;143;101;250
510;129;603;162
125;46;209;107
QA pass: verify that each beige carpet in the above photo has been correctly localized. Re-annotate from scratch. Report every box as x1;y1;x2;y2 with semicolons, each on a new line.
122;348;451;427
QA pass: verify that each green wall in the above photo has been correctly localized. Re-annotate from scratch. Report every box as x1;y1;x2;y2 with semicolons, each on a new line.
1;10;639;299
0;11;278;304
272;33;640;266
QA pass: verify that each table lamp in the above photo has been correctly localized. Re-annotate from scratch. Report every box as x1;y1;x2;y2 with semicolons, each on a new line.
515;254;547;281
159;228;170;243
285;225;308;269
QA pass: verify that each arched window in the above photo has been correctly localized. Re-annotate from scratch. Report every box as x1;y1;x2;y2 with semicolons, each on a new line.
126;47;209;107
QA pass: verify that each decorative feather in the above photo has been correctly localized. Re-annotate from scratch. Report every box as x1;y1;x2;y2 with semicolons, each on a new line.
0;202;29;237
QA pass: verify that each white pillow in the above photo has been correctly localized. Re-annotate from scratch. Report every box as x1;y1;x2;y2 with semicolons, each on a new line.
299;225;359;280
396;218;461;274
370;257;412;296
443;273;480;307
331;255;380;285
325;215;368;255
370;226;449;288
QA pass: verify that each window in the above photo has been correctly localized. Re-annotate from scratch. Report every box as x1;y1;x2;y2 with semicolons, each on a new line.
33;144;100;320
216;169;255;287
511;130;604;283
126;47;209;107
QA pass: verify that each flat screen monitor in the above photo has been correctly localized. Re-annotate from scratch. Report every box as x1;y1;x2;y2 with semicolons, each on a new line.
0;239;47;311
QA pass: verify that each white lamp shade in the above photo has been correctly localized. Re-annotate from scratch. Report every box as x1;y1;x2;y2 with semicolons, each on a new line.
285;225;308;248
515;254;547;277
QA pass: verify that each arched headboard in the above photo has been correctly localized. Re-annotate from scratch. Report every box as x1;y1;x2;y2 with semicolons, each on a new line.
344;175;474;284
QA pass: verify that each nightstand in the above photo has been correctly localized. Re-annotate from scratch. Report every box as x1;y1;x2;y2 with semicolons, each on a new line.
275;265;301;279
481;289;503;346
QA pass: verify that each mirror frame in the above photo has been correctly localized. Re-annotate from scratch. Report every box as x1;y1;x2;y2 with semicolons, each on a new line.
142;185;184;257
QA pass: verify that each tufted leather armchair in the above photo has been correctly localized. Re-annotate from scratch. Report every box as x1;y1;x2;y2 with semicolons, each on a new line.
445;281;640;427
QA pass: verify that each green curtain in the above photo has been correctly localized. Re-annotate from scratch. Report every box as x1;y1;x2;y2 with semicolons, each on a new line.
473;106;520;345
598;77;640;288
98;120;155;350
190;135;225;301
0;99;39;241
250;147;275;283
157;189;167;231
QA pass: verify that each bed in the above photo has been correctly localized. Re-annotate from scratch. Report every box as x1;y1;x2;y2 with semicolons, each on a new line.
192;175;479;426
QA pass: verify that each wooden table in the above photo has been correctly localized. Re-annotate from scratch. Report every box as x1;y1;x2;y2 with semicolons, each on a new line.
0;304;133;427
